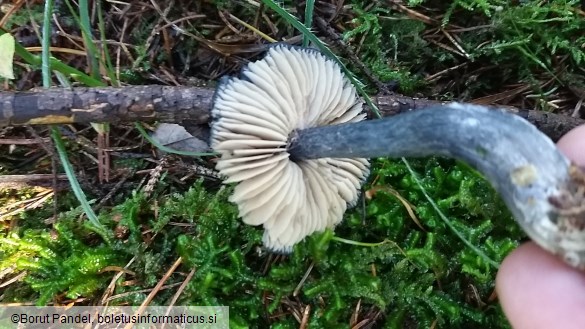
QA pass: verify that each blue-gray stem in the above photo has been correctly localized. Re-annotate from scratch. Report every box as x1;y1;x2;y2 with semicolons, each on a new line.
289;103;585;270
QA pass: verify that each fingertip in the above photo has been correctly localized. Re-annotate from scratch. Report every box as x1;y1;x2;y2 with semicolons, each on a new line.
557;125;585;164
496;243;585;329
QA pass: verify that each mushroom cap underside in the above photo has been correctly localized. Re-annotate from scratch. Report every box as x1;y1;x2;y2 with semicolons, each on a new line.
210;44;370;251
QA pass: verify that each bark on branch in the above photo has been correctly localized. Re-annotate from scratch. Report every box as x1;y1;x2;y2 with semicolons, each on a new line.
0;85;582;141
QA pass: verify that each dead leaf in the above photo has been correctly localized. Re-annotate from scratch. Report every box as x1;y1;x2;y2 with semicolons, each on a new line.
151;123;209;153
0;33;15;79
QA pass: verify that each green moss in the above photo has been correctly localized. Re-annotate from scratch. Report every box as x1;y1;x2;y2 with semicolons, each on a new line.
1;160;520;327
342;3;427;94
341;0;585;101
1;217;120;304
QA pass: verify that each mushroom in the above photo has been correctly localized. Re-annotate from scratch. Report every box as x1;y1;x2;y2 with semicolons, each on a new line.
210;45;370;252
210;44;585;270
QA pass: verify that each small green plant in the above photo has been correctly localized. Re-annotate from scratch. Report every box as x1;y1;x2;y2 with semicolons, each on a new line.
1;160;520;327
343;0;584;102
0;210;123;304
343;3;426;93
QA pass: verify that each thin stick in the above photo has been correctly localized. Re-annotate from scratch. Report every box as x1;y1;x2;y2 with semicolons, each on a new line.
123;257;183;329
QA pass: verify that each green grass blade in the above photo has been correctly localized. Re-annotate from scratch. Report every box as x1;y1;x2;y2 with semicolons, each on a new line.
41;0;102;228
402;158;499;269
41;0;54;87
50;127;101;226
96;0;119;86
79;0;100;78
332;236;391;247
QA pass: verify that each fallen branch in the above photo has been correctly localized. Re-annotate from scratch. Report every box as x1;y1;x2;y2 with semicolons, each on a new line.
0;85;582;141
0;174;68;189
